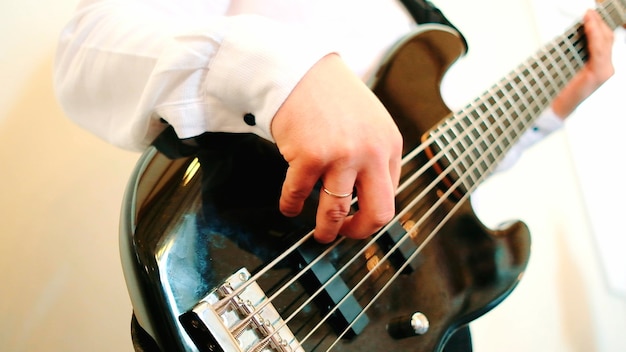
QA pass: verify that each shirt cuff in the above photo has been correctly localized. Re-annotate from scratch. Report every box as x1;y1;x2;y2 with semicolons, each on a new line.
202;15;335;142
518;107;564;147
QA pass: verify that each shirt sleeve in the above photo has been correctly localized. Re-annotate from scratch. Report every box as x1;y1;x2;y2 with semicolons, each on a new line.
494;107;564;172
54;0;333;151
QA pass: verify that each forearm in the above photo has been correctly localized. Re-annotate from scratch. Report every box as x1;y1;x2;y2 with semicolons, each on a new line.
551;67;613;119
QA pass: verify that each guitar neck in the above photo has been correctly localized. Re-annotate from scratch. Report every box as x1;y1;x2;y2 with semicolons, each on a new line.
426;0;625;194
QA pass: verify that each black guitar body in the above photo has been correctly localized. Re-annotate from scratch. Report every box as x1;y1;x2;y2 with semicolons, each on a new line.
120;25;530;352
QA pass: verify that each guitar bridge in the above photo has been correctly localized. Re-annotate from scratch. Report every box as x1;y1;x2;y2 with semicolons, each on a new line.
180;268;303;352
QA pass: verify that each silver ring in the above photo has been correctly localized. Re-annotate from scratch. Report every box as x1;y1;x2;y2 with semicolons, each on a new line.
322;187;352;199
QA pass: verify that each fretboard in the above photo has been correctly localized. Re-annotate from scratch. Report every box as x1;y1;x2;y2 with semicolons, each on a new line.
427;0;625;194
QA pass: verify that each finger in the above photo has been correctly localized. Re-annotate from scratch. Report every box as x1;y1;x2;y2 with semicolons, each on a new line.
313;170;357;243
340;165;396;239
587;9;613;44
279;161;321;217
584;10;615;79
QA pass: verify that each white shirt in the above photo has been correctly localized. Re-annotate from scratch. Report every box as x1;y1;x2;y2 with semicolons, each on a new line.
53;0;561;152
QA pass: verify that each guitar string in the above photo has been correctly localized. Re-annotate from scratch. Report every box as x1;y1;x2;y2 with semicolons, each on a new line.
260;27;593;352
206;2;611;350
310;56;573;350
614;1;624;24
220;80;525;350
600;0;626;28
324;5;623;350
218;6;584;350
322;32;599;352
212;5;616;347
217;0;617;312
290;78;548;350
320;5;626;348
248;27;585;350
289;6;603;350
224;12;584;350
211;3;594;315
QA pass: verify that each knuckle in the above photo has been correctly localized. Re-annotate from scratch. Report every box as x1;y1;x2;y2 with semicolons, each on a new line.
326;138;361;159
302;150;326;167
282;179;311;202
280;187;310;216
285;186;310;201
325;204;351;222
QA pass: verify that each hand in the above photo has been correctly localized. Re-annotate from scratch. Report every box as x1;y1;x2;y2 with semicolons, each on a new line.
552;9;615;118
271;53;403;243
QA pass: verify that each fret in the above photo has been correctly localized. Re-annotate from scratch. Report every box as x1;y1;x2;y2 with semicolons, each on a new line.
451;118;476;164
442;97;504;189
520;67;541;101
460;114;472;130
467;101;486;135
500;101;519;142
537;55;560;97
507;74;535;139
509;70;530;115
547;46;568;83
469;101;494;158
469;124;481;144
604;0;615;24
610;3;622;27
556;38;580;79
481;103;503;159
428;118;475;191
493;88;514;144
453;136;475;181
509;71;532;119
612;1;626;24
461;144;480;189
505;99;528;142
455;112;476;150
571;25;588;63
484;88;512;153
525;63;551;107
601;5;617;28
429;111;473;191
529;59;552;95
604;0;625;29
469;152;488;185
526;61;544;90
443;129;465;171
423;0;624;192
502;80;524;141
498;86;523;143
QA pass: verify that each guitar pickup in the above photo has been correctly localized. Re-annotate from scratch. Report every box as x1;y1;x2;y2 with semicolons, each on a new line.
376;220;419;274
180;268;303;352
294;242;369;339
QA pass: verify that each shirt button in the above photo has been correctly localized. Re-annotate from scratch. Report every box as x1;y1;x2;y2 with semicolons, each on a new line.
243;113;256;126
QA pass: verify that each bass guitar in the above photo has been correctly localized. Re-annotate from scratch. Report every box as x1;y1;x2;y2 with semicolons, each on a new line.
119;1;625;351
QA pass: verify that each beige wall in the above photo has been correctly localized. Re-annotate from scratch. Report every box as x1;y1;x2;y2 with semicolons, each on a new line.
1;1;138;350
1;0;624;351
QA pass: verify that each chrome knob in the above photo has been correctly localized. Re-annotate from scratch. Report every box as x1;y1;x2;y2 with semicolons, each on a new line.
410;312;429;335
387;312;430;339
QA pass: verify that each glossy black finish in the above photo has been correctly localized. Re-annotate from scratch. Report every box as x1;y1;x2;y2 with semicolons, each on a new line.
120;25;531;352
